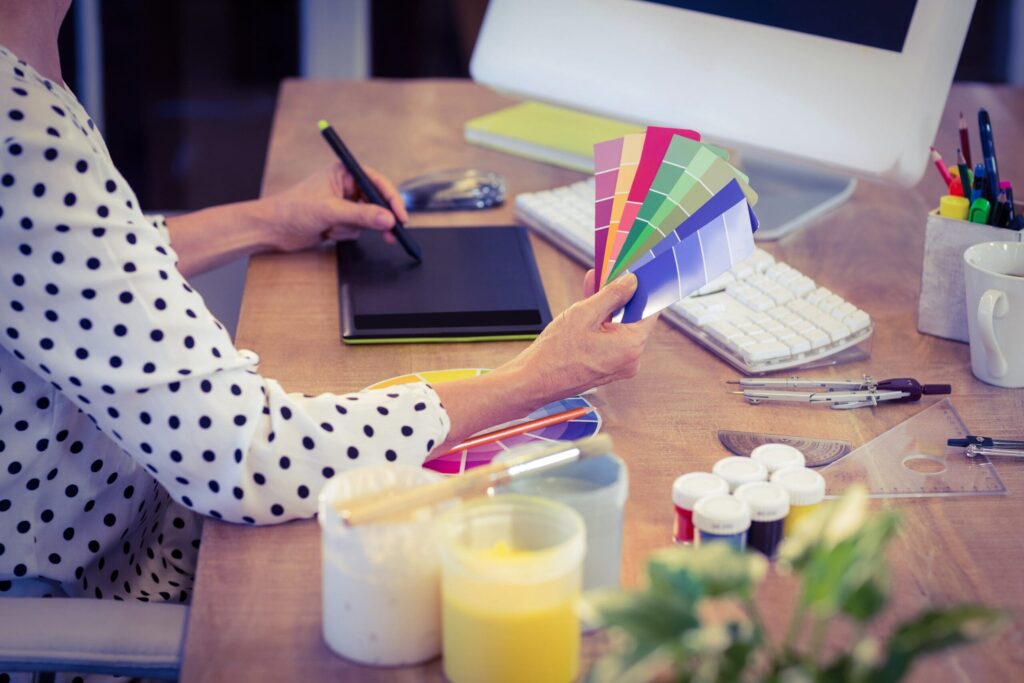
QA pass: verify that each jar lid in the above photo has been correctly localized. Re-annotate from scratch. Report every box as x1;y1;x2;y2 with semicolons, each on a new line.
693;494;751;536
672;472;730;509
734;482;790;521
770;466;826;506
712;456;768;491
750;443;806;473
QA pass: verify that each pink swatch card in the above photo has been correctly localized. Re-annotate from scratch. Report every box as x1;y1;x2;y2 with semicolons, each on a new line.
593;137;624;285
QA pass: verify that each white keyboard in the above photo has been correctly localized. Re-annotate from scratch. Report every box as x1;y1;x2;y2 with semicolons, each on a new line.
516;178;874;374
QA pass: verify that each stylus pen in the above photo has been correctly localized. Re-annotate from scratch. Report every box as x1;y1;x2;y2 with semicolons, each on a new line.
978;109;1000;208
317;119;422;263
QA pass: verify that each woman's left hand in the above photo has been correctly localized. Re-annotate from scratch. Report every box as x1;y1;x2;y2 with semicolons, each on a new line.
263;162;409;252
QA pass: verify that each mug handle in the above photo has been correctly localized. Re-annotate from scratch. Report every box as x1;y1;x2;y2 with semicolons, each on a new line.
977;289;1009;378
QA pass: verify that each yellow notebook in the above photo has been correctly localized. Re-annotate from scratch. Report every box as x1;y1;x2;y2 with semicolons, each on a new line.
464;102;643;173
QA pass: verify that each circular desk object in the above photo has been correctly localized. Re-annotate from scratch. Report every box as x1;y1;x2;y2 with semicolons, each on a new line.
712;456;769;491
365;368;601;475
750;443;807;474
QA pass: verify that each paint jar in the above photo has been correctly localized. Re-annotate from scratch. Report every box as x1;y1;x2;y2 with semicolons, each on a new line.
693;493;751;550
712;456;769;491
734;481;790;558
438;495;585;683
671;472;730;544
771;466;826;535
750;443;806;474
502;454;627;593
318;465;446;666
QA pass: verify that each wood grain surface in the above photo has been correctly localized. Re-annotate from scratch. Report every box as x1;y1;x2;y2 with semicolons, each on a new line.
180;80;1024;682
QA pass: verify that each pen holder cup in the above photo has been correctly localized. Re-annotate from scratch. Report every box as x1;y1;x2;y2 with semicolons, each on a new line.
318;465;446;667
917;203;1023;343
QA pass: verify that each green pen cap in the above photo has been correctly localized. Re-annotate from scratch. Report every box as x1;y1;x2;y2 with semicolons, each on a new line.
317;119;330;131
968;198;991;224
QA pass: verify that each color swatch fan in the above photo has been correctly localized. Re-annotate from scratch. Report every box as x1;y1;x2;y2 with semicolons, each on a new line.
594;128;760;322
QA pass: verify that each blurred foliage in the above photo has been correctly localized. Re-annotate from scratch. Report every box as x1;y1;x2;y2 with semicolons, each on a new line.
587;486;1008;683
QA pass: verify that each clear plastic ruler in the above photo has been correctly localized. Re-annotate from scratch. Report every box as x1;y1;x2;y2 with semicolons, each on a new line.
822;399;1007;499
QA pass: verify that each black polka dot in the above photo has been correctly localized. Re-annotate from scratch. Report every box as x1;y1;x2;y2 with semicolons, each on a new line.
105;179;117;192
364;425;374;437
270;504;284;516
347;446;359;459
32;182;45;197
401;426;414;437
279;456;291;469
44;147;57;161
302;436;315;450
253;473;266;485
76;159;88;173
322;467;335;478
8;109;24;121
202;450;215;462
63;192;76;206
199;416;212;429
385;449;397;462
280;406;292;420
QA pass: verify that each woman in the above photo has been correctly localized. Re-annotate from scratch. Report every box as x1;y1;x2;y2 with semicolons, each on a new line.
0;0;655;615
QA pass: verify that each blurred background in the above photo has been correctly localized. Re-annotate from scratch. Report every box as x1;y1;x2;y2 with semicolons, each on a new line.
52;0;1024;333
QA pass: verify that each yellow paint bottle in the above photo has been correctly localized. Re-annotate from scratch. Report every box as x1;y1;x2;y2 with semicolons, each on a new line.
771;466;826;535
438;495;585;683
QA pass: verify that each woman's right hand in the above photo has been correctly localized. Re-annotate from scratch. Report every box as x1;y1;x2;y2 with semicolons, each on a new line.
497;271;658;407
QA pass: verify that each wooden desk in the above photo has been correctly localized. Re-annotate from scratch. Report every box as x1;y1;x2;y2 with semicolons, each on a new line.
180;81;1024;682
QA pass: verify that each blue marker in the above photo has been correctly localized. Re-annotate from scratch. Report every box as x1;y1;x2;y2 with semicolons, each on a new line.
970;163;986;203
978;109;1000;203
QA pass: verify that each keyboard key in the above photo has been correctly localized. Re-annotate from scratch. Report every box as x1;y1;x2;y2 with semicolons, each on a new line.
741;340;790;362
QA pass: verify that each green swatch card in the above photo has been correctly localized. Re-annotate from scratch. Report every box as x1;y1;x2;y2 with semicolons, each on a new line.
608;148;757;281
608;137;722;282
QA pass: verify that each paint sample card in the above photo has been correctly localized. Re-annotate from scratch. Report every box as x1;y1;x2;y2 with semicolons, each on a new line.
591;126;759;324
626;180;752;273
597;133;645;286
615;127;701;263
615;185;757;323
593;137;624;287
612;152;759;278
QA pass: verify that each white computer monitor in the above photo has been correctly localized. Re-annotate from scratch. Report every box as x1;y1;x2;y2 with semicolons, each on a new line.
471;0;975;238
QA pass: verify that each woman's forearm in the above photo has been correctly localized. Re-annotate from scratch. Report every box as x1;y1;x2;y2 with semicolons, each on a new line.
165;200;279;277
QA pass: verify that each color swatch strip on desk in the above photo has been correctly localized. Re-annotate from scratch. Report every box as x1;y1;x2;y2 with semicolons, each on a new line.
592;127;759;321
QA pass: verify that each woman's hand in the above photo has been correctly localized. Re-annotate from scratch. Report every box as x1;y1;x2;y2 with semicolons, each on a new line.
432;270;657;451
499;271;658;406
264;162;409;252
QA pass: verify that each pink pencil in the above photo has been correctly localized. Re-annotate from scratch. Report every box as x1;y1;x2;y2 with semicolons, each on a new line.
929;147;953;186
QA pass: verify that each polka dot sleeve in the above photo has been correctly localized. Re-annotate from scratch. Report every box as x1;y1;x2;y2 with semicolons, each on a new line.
0;56;450;525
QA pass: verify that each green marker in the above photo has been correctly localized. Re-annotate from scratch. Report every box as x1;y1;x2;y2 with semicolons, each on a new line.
968;198;991;225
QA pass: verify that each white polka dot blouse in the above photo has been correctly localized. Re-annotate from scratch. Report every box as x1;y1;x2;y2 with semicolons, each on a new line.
0;46;451;603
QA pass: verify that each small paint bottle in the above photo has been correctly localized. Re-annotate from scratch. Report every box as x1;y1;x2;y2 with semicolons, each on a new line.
712;456;768;492
734;481;790;558
771;466;826;535
750;443;806;474
693;494;751;551
671;472;730;544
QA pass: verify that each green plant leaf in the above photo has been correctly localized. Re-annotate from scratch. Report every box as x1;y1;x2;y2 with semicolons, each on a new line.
839;576;888;622
871;605;1010;682
647;544;767;599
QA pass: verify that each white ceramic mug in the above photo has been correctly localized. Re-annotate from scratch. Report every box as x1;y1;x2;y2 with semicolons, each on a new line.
963;242;1024;388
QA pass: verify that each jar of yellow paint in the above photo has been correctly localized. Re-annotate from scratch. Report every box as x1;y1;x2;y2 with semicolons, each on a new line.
437;495;585;683
771;466;826;535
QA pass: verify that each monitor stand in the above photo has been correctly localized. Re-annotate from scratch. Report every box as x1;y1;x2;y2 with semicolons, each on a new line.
739;154;857;241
